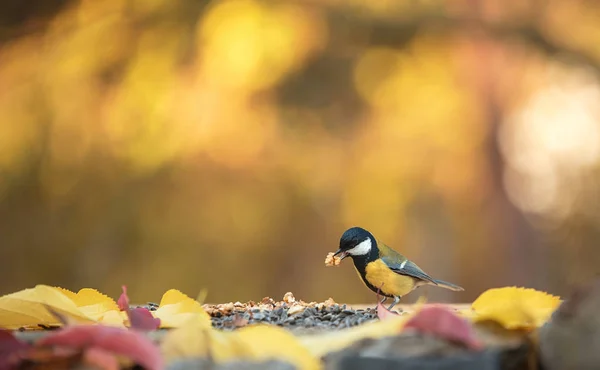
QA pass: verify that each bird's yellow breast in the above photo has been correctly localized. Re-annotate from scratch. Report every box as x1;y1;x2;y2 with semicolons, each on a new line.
364;259;417;297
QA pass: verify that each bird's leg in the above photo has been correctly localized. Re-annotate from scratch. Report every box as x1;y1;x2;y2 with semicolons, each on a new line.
387;296;401;311
379;296;387;304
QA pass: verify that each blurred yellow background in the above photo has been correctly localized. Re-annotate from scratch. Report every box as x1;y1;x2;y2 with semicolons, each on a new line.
0;0;599;304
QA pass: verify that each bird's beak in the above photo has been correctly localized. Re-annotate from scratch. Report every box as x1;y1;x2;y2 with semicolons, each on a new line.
333;248;349;260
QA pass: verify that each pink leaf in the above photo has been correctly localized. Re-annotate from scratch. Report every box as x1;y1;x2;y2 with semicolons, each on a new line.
83;347;120;370
403;305;483;350
128;307;161;332
0;329;30;370
117;285;129;311
376;286;399;320
37;325;163;370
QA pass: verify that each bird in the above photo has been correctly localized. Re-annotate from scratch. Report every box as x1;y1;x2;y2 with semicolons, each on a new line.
333;226;464;311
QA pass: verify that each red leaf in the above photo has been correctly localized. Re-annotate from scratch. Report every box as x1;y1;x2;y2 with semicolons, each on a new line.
0;329;31;370
117;285;130;311
83;347;120;370
128;307;161;332
403;305;483;350
36;325;163;370
376;286;399;320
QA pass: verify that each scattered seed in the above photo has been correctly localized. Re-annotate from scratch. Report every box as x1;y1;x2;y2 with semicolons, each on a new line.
205;295;379;332
287;305;305;316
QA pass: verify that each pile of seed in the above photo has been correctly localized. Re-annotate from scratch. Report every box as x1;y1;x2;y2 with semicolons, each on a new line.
205;292;381;332
140;292;383;332
210;304;378;332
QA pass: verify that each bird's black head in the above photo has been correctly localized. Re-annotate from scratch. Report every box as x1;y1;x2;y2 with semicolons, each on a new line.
334;227;376;261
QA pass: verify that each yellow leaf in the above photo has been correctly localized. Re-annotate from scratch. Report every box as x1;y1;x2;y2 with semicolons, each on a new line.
54;287;78;301
162;316;320;370
161;313;248;361
471;287;561;330
98;309;127;327
154;289;211;328
236;325;320;370
0;285;94;329
65;288;120;321
299;314;408;357
196;288;208;305
158;289;197;306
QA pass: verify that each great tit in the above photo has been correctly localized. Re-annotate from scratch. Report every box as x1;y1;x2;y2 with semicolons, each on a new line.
333;226;464;310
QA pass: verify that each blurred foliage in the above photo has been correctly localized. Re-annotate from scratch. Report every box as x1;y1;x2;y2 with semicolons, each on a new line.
1;0;600;304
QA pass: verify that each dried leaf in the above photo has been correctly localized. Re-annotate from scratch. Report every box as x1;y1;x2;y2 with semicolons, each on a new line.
41;304;77;327
162;317;319;370
0;285;95;330
0;329;31;370
154;289;211;328
403;305;483;350
97;310;127;328
128;307;161;331
117;286;160;331
471;287;561;330
376;288;399;320
56;288;119;321
117;286;129;311
83;347;120;370
299;315;408;358
195;289;209;305
161;313;248;361
37;324;163;370
236;325;320;370
55;287;124;327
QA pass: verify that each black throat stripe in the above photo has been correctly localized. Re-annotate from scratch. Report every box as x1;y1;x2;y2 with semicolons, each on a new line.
351;243;395;298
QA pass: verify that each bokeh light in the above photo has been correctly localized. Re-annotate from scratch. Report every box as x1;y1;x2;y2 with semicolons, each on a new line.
1;0;600;304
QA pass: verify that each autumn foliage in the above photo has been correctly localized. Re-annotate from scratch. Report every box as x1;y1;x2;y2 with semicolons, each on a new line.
0;284;561;369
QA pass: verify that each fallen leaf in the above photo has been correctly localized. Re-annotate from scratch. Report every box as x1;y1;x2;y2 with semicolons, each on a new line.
195;289;209;305
55;287;124;327
117;286;160;331
376;288;399;320
97;310;127;328
83;347;120;370
159;289;199;307
37;324;163;370
128;307;161;331
471;287;561;330
403;305;483;350
56;288;119;322
236;325;320;370
41;304;81;329
0;285;95;330
154;289;211;328
0;329;31;370
299;315;408;358
161;313;249;362
162;316;319;370
117;286;129;311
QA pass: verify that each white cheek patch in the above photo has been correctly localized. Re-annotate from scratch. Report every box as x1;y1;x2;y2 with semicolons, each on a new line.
347;238;372;256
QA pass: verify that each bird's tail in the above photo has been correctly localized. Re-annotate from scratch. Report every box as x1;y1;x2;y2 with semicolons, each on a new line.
433;279;464;291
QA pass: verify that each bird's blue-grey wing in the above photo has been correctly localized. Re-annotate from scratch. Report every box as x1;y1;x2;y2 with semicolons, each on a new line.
380;256;438;285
